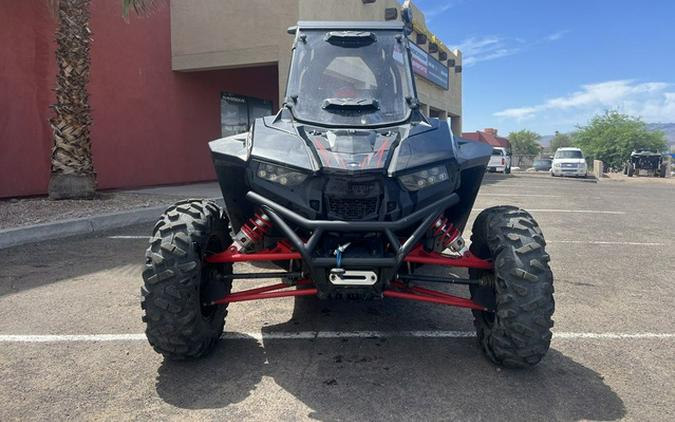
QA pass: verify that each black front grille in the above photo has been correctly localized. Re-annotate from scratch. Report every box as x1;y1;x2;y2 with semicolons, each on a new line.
327;196;378;220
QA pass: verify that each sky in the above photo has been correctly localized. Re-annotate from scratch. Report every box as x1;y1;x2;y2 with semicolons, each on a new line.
414;0;675;135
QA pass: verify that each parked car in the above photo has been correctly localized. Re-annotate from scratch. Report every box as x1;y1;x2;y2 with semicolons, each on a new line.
532;158;552;172
551;147;587;177
487;147;511;174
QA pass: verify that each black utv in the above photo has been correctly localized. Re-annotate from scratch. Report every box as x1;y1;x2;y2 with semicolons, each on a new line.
141;20;554;368
624;149;668;177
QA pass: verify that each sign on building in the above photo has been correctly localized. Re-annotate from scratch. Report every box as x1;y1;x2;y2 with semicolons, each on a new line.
221;93;273;138
409;43;449;90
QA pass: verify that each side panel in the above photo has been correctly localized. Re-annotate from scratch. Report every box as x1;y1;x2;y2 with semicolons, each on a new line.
252;118;317;171
451;138;492;232
210;133;252;232
389;119;456;173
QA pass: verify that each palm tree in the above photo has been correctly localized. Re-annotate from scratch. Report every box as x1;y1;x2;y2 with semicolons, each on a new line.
47;0;161;199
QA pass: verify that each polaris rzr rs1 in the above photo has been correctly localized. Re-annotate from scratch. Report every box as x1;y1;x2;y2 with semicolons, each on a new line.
624;149;668;178
141;20;555;368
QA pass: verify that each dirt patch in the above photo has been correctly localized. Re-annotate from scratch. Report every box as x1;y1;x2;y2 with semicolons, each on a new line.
0;192;178;230
603;172;675;184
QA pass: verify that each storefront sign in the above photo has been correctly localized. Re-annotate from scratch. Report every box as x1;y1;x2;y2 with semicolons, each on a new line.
409;43;449;90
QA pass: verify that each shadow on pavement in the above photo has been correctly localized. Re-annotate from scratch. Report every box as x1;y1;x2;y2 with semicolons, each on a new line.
154;297;625;421
479;173;511;186
0;223;151;297
155;334;266;409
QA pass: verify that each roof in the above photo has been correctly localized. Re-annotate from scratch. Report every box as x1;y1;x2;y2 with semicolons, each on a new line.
296;21;404;30
461;131;511;149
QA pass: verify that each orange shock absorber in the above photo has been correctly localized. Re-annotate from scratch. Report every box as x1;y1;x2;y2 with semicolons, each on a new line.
230;211;273;252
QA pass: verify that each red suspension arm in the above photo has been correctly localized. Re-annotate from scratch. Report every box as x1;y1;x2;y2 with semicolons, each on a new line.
386;280;488;311
206;241;301;264
403;245;493;270
210;279;317;305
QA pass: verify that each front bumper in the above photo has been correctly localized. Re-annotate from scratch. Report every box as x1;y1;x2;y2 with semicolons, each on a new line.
246;190;458;269
207;190;492;298
552;167;587;177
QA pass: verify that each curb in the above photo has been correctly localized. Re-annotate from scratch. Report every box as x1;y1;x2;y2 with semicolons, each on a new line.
0;198;224;250
493;172;599;183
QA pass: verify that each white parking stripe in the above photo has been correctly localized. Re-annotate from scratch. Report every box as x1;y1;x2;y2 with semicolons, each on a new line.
548;240;663;246
108;236;151;239
479;194;561;198
0;334;147;342
1;331;673;343
472;209;625;214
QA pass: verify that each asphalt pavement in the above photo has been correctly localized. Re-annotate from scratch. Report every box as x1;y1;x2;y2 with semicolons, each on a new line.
1;173;674;421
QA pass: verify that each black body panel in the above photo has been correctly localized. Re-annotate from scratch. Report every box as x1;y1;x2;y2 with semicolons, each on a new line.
210;116;491;235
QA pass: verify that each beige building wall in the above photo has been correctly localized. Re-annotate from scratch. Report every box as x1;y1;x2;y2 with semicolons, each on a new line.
170;0;462;133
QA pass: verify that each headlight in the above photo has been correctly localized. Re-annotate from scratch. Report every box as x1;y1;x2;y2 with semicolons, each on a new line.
398;165;449;191
256;162;308;187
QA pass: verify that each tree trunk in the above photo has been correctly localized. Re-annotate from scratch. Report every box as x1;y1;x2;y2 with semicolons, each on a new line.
48;0;96;199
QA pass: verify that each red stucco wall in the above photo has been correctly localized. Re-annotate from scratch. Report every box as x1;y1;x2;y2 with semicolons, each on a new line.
0;1;278;198
0;1;56;198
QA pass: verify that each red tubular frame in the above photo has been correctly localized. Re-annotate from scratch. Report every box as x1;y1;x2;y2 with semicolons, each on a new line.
208;278;486;310
206;241;301;264
386;280;487;311
403;244;493;270
211;280;317;304
203;241;492;310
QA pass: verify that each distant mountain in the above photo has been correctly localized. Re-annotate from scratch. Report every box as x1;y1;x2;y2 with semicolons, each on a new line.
537;135;554;148
646;123;675;146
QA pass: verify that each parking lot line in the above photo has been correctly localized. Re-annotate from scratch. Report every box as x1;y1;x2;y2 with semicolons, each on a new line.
548;240;664;246
1;331;673;343
472;209;625;214
478;193;561;198
108;235;151;239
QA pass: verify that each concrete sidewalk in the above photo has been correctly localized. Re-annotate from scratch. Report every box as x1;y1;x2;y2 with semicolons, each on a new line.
0;182;222;249
123;182;222;198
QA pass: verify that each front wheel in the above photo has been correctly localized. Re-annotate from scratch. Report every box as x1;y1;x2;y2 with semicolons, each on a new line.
468;206;555;368
141;199;232;360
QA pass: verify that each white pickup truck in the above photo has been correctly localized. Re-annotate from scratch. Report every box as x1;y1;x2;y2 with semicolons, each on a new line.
487;147;511;174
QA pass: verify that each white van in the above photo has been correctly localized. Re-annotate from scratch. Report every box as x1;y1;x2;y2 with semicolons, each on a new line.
551;147;587;177
487;147;511;174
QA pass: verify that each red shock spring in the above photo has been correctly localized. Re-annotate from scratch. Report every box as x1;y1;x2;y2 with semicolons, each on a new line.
231;211;273;252
432;216;460;249
241;211;273;243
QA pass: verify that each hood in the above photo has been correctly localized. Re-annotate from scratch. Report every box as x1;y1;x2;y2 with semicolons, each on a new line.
248;114;457;174
299;126;400;171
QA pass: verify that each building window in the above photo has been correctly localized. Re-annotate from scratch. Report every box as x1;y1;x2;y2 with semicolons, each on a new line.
220;92;273;137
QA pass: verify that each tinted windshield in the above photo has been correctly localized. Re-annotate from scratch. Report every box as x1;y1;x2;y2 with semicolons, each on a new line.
491;149;504;156
555;150;583;159
534;159;552;165
286;29;414;127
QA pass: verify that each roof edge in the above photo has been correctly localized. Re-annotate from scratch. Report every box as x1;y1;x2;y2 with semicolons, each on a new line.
296;21;404;30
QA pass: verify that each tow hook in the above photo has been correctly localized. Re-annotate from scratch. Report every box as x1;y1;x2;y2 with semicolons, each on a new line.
333;242;352;268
